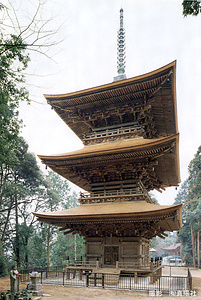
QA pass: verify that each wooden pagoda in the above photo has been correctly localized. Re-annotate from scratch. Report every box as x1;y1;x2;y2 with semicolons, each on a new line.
34;61;182;272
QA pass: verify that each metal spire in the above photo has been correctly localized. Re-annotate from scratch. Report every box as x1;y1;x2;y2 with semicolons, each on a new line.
114;8;127;81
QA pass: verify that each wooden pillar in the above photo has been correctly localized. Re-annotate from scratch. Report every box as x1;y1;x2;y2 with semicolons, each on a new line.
96;257;99;270
139;241;142;266
116;259;119;269
66;257;70;280
79;270;82;281
150;258;154;284
156;257;159;276
85;240;88;263
198;231;200;269
94;273;97;286
134;272;138;284
180;238;183;259
67;257;70;267
66;270;70;280
159;257;162;276
102;274;105;288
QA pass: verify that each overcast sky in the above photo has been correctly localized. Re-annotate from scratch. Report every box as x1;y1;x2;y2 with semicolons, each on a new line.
9;0;201;205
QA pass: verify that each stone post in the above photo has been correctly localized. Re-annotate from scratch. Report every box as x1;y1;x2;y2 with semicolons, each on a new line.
27;271;43;296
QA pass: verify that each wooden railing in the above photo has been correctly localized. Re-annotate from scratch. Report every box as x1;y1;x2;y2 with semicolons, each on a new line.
67;260;96;269
79;188;152;204
66;258;162;274
80;188;142;198
83;124;143;141
118;261;148;269
150;258;163;283
187;267;192;290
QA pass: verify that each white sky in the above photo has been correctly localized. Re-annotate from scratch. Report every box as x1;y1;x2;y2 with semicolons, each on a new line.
12;0;201;205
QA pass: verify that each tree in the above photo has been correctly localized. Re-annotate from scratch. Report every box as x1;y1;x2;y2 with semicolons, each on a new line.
182;0;201;16
0;136;45;267
27;224;49;268
0;1;61;59
149;192;159;204
175;146;201;267
0;241;8;277
50;231;85;266
0;35;29;171
44;171;85;266
45;171;79;209
0;0;63;269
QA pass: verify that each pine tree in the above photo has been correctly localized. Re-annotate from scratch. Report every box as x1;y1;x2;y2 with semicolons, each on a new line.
0;241;8;277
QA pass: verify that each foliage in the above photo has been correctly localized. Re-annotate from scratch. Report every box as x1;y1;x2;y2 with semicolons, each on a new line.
149;192;159;204
0;34;29;165
0;1;77;272
50;231;85;266
150;232;177;257
0;8;33;270
174;145;201;266
182;1;201;17
0;136;44;267
45;171;79;209
0;134;83;270
44;171;85;267
0;241;8;277
27;225;49;268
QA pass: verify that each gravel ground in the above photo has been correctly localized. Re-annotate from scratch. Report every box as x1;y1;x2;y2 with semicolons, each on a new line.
1;267;201;299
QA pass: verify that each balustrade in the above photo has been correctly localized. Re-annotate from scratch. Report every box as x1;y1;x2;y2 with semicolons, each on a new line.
79;188;151;204
83;124;143;141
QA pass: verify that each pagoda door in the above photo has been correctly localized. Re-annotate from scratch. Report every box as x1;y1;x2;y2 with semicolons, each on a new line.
104;246;119;265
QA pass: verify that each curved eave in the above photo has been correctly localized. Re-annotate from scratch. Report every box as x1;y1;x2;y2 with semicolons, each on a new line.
33;202;182;231
43;61;178;140
38;134;180;189
44;61;176;103
33;202;182;219
38;134;178;161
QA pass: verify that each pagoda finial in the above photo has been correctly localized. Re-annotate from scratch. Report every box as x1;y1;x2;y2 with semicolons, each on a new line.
114;8;127;81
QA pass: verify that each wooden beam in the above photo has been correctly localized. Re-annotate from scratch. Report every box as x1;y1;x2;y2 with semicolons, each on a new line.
59;227;68;231
64;229;75;235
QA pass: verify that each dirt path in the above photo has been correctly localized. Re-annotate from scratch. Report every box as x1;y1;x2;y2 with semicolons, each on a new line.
1;267;201;299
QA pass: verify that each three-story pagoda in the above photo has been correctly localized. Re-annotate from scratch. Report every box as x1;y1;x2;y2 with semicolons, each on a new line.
34;9;182;271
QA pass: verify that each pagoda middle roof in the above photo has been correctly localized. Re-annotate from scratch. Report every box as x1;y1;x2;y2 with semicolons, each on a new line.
39;135;178;161
39;134;180;191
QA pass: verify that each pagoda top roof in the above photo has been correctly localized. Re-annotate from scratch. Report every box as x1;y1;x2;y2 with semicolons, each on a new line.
44;61;178;141
44;61;176;105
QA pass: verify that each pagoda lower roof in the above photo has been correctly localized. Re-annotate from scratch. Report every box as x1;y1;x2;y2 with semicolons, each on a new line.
39;134;180;191
33;201;182;238
33;201;181;220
